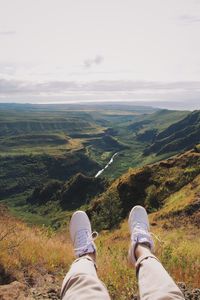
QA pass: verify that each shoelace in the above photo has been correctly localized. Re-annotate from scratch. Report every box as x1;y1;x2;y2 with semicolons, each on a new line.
74;230;98;252
131;222;163;245
150;232;163;244
131;221;149;231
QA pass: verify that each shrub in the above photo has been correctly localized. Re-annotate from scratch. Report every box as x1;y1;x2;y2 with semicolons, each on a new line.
91;191;123;231
145;184;159;211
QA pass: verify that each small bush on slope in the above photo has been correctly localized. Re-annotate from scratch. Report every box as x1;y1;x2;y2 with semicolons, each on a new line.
90;190;123;230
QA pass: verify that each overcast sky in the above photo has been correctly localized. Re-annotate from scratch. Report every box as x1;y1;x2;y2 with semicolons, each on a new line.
0;0;200;108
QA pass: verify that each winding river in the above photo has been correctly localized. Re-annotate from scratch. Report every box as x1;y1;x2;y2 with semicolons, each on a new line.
95;152;118;178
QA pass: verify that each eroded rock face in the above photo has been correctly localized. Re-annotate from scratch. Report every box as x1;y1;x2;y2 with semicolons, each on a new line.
178;282;200;300
0;281;27;300
29;274;61;300
0;275;61;300
29;287;60;300
0;264;15;285
0;277;199;300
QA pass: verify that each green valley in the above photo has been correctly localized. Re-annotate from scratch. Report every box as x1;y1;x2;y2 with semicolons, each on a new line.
0;103;193;224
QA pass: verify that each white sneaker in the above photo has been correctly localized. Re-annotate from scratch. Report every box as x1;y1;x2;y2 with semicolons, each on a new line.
128;206;154;265
70;211;97;258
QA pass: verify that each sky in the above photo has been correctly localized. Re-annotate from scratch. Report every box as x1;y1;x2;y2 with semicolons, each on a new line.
0;0;200;109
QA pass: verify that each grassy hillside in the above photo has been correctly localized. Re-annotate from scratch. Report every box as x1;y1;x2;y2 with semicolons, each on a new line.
144;110;200;155
0;151;99;198
128;109;188;136
0;204;73;298
0;151;101;227
0;107;104;157
0;146;200;299
88;146;200;229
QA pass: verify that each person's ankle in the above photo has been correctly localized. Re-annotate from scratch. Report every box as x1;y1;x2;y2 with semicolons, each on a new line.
82;252;96;262
135;243;152;260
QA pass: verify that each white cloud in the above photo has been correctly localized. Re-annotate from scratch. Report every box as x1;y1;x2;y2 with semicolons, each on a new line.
0;0;200;106
178;14;200;24
0;30;16;35
83;55;104;69
0;78;200;109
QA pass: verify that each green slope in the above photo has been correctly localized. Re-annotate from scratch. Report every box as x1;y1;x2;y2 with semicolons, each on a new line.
145;110;200;155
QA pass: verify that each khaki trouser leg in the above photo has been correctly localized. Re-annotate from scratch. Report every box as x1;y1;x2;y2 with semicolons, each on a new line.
136;255;185;300
61;255;111;300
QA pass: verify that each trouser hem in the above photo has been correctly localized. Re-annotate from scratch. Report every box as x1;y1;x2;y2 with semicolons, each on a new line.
135;254;159;275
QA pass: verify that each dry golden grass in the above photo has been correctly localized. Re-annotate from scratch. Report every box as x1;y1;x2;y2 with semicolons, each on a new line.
153;225;200;287
0;206;73;283
157;174;200;217
96;227;137;300
0;203;199;299
95;220;200;299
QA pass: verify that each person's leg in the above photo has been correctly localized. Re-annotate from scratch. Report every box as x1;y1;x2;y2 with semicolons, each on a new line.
61;211;110;300
128;206;184;300
135;244;184;300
